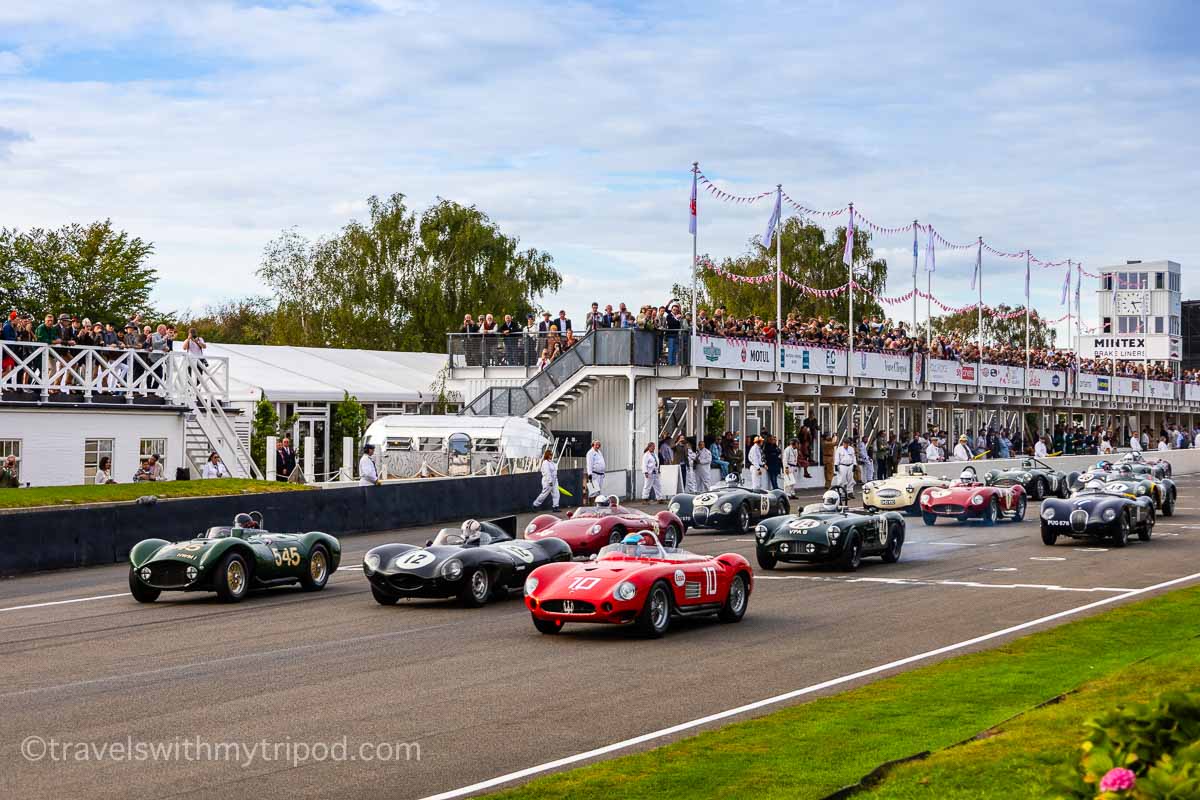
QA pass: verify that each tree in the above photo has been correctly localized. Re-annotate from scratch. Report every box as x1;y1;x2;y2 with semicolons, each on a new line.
329;392;369;475
181;297;281;346
249;396;281;473
705;399;726;438
0;220;157;322
697;216;890;324
921;305;1058;349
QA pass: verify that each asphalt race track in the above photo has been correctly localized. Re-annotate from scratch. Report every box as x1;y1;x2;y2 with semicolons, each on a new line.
5;475;1200;800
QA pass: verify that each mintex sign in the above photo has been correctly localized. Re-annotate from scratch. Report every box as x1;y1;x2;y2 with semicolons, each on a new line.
1077;334;1179;361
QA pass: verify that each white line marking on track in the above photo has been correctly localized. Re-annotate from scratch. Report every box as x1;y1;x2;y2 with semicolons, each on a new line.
1030;557;1067;561
1073;547;1109;552
753;574;1130;593
0;593;128;613
922;542;978;547
419;570;1200;800
979;567;1018;572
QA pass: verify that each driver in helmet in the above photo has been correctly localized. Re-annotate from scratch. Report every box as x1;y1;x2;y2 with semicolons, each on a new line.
1020;458;1034;469
908;463;925;476
461;519;482;544
958;466;979;484
1082;479;1106;493
1115;464;1134;477
620;531;646;557
820;490;841;512
725;473;740;487
233;512;259;530
594;494;608;506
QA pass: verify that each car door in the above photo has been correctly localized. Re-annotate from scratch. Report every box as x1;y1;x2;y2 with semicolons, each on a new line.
866;515;889;554
490;539;537;589
671;559;721;608
254;532;304;579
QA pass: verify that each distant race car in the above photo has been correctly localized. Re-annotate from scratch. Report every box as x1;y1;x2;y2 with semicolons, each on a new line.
524;495;685;556
861;463;949;514
1120;451;1172;479
919;466;1027;525
524;531;752;637
364;516;572;607
1039;478;1155;547
670;474;790;533
754;490;906;571
1070;464;1177;516
128;512;341;603
983;457;1070;500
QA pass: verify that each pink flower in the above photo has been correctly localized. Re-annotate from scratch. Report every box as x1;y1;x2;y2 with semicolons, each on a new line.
1099;767;1136;792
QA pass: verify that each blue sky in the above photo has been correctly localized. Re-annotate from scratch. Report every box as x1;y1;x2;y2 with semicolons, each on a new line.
2;0;1199;344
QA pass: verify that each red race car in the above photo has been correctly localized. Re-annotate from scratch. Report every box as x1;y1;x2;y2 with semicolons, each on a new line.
524;495;685;557
920;466;1027;526
524;531;752;637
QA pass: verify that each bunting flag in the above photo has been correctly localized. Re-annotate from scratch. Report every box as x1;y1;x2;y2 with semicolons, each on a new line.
688;170;697;235
924;226;936;273
842;206;855;267
761;190;781;247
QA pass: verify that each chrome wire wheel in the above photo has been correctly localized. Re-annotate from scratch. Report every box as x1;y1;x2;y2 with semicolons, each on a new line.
471;569;489;601
650;587;669;630
728;575;746;615
226;560;246;595
309;550;327;583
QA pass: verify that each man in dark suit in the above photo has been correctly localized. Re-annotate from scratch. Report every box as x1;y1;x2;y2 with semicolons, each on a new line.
276;437;297;481
556;310;572;332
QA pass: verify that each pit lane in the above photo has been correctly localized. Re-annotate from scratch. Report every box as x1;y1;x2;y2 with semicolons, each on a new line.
4;474;1200;800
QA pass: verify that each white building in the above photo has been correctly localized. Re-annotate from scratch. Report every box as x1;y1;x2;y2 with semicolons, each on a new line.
1078;259;1182;363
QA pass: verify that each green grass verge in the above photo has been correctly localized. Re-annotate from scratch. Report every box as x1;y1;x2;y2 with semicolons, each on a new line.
0;479;313;510
486;585;1200;800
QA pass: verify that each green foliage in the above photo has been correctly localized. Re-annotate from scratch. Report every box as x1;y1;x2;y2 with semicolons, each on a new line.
705;399;726;437
698;217;888;323
250;396;281;473
0;479;310;510
329;392;369;474
0;220;157;323
1057;692;1200;799
181;297;282;346
921;304;1058;349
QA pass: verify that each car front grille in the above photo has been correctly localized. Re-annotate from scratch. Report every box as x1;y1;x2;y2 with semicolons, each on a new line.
541;599;596;614
145;562;191;589
1069;510;1089;533
932;504;965;515
991;478;1017;487
693;507;709;521
877;489;901;498
386;575;430;592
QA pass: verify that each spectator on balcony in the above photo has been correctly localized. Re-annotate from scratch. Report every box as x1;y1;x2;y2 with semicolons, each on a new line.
555;309;572;332
563;329;577;351
498;313;521;365
35;314;56;345
1;311;16;377
663;303;683;365
585;302;606;332
276;437;297;481
615;302;635;328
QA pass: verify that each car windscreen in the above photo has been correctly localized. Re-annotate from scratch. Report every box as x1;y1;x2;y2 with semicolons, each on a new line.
571;508;615;519
598;542;667;560
204;527;232;539
432;529;466;546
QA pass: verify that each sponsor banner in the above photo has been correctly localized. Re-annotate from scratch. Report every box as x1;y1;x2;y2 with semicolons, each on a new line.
1077;372;1111;394
927;359;976;386
1077;334;1181;361
1026;368;1066;392
912;353;924;387
1114;376;1140;396
979;363;1024;389
851;350;911;381
780;344;846;376
1186;384;1200;403
692;336;775;371
1147;380;1175;400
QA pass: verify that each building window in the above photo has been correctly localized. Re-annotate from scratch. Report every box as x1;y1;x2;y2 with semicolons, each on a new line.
1118;316;1145;334
1170;273;1180;292
1103;274;1113;291
1155;317;1164;333
84;438;114;483
1172;317;1180;335
1156;272;1165;290
140;438;167;472
1102;317;1112;333
0;439;20;481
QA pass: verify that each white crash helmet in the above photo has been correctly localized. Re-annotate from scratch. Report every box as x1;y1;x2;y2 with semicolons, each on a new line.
821;490;840;510
594;494;609;506
1084;479;1106;492
462;519;481;534
959;466;977;482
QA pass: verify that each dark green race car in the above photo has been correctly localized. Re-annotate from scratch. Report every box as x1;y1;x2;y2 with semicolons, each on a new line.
128;512;342;603
753;491;906;571
984;457;1070;500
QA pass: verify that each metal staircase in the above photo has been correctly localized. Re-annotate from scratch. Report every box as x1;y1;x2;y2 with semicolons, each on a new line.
177;362;263;479
659;398;689;440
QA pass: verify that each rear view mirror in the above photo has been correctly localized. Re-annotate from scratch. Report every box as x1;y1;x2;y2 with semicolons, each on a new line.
588;554;598;562
424;539;433;547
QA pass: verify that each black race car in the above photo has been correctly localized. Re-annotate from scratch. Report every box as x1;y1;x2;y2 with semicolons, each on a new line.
363;516;571;607
670;474;790;533
1069;464;1177;516
753;490;906;571
984;457;1071;500
1120;451;1172;480
1039;479;1155;547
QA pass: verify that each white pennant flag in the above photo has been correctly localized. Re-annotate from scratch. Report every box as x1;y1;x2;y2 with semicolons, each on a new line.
912;226;918;281
842;207;855;267
924;227;936;273
760;191;781;247
971;243;980;291
1060;266;1070;305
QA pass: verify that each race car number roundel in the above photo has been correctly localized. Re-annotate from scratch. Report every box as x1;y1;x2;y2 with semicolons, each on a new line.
497;543;535;563
393;550;436;569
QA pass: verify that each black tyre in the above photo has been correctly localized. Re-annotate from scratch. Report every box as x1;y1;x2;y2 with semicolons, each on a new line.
371;585;399;605
661;523;681;549
634;581;672;638
840;534;863;571
908;489;926;517
922;510;937;526
607;525;627;545
881;522;904;563
1113;513;1130;548
215;552;250;602
1138;519;1153;542
736;503;751;532
779;498;790;516
1030;478;1045;501
128;567;161;603
1040;524;1057;546
717;573;749;623
299;544;330;591
459;567;491;607
1012;495;1027;523
756;548;777;570
1161;491;1175;517
982;498;998;526
1056;479;1069;499
532;615;563;635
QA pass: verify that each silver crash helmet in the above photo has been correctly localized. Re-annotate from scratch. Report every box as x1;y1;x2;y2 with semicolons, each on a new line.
959;466;978;482
462;519;481;535
821;490;840;511
725;473;740;486
1083;479;1106;493
593;494;608;506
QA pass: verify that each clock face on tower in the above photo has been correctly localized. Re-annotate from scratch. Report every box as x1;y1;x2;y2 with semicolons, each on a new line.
1115;291;1149;315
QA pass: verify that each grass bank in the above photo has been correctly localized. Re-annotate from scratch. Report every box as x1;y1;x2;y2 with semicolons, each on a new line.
486;584;1200;800
0;479;314;511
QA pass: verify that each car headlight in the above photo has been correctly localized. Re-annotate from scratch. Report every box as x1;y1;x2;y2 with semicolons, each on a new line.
1042;507;1055;520
524;522;536;534
614;581;637;601
1136;485;1146;495
971;494;985;506
364;553;381;572
905;485;915;493
441;559;463;580
1102;509;1117;521
669;502;680;513
1022;473;1032;481
589;524;602;534
524;576;539;595
139;566;151;581
754;525;768;540
863;482;876;491
186;566;198;581
780;542;790;552
722;502;733;513
827;525;841;542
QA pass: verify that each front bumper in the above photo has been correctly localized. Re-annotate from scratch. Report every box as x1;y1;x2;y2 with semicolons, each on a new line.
921;503;980;518
525;594;641;625
365;570;462;598
689;506;738;529
760;540;837;563
864;491;912;509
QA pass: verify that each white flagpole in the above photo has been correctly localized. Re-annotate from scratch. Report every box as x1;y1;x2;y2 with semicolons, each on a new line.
691;162;698;336
977;237;983;393
1024;250;1031;395
848;203;855;381
1066;260;1072;353
775;184;782;381
911;221;918;336
926;228;933;345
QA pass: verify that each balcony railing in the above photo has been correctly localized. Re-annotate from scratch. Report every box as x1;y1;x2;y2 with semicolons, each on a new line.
0;342;230;405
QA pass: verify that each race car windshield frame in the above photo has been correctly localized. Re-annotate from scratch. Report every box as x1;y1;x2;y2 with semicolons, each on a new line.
571;508;618;518
597;543;707;562
432;530;491;547
204;526;233;539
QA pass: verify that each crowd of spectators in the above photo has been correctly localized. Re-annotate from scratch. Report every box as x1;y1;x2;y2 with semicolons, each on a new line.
1;309;209;393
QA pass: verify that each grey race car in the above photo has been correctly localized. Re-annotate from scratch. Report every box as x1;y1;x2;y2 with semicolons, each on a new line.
670;474;790;533
753;490;906;571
